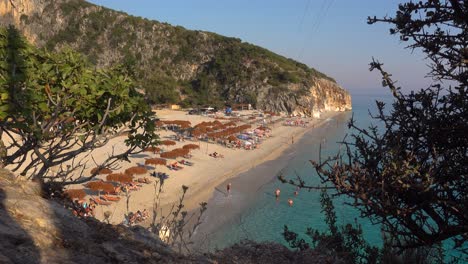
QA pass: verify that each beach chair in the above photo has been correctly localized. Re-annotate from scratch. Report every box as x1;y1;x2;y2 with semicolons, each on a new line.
180;160;194;166
167;165;180;171
101;195;121;202
131;182;144;187
92;197;112;206
137;178;152;184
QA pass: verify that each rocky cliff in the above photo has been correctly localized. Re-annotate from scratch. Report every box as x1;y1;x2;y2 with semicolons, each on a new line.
0;0;351;115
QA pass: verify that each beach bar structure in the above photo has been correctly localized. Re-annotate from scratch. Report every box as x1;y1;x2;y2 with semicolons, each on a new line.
232;103;252;111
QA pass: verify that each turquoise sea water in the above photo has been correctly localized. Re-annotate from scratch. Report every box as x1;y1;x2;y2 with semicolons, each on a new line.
196;94;394;251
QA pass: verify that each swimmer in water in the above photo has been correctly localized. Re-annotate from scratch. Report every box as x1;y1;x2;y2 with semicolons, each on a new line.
288;198;293;207
275;188;281;200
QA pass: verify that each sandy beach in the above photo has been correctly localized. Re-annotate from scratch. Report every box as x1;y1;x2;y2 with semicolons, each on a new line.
61;109;342;226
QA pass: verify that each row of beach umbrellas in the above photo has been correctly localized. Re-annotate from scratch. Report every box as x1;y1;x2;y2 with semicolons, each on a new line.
204;124;252;139
156;120;191;129
65;165;150;200
65;116;210;201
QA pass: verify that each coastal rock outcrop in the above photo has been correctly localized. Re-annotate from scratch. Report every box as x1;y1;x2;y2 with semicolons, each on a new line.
259;78;351;117
0;0;351;116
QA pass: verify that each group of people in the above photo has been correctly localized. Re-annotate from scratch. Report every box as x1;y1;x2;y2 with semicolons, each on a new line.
275;188;298;207
124;209;150;226
283;119;308;127
70;199;97;218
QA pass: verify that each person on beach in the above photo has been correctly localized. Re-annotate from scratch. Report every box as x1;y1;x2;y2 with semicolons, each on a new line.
288;198;294;207
291;135;294;144
275;188;281;200
227;183;232;196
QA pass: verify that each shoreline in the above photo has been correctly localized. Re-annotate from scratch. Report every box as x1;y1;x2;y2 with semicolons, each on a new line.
175;111;341;212
190;111;350;250
73;110;344;227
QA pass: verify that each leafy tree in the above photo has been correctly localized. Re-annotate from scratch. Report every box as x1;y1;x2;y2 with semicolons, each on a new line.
292;0;467;254
143;74;180;104
0;26;158;191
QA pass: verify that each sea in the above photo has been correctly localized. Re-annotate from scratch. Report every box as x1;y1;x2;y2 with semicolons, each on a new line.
194;93;393;251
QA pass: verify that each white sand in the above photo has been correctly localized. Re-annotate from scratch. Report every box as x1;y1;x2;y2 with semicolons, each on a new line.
63;109;341;225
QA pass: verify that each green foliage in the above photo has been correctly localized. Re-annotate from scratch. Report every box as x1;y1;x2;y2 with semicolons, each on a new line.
0;26;158;184
183;73;224;107
33;1;338;108
269;85;289;95
143;74;180;104
243;91;258;107
46;18;81;49
60;0;92;16
0;26;29;120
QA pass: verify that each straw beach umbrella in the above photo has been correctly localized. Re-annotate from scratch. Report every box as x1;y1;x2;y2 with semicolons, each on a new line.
182;143;200;150
125;166;148;175
65;189;86;200
144;146;162;153
160;151;178;159
171;148;190;156
160;148;189;159
86;181;115;196
106;173;133;183
161;140;176;146
145;158;167;166
90;167;113;175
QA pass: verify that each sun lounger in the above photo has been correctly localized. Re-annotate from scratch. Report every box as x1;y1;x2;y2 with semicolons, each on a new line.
130;182;143;188
167;165;180;171
137;178;152;184
101;195;120;202
180;160;194;166
171;163;183;170
91;197;112;205
129;186;140;191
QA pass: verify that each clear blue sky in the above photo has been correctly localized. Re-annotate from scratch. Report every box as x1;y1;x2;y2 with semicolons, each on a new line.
87;0;431;94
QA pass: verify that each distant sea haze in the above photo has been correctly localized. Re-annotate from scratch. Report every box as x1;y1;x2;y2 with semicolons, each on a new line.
194;94;391;251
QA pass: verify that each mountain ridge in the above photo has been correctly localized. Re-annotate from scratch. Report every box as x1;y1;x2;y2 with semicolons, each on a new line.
0;0;351;115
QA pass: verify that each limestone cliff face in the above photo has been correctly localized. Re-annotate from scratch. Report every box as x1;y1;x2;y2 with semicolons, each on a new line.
259;79;351;117
0;0;46;44
0;0;351;116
